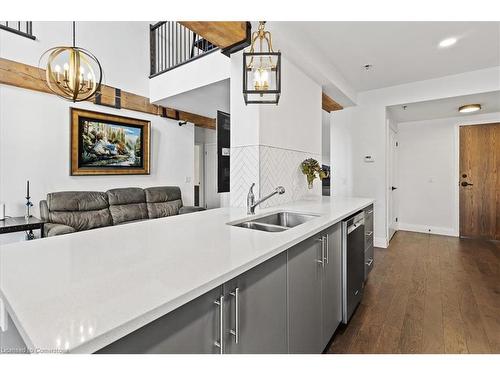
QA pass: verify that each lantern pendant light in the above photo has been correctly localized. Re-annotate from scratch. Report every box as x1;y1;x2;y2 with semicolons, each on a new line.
39;21;102;102
243;21;281;105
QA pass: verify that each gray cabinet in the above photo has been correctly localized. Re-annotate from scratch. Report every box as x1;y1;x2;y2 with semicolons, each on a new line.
364;205;374;280
97;286;223;354
287;234;324;353
98;221;346;354
223;252;288;354
288;223;343;353
321;223;342;348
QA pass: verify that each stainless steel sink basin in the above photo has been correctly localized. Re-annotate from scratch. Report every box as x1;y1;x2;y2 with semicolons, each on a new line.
252;211;318;228
230;211;319;233
235;221;288;232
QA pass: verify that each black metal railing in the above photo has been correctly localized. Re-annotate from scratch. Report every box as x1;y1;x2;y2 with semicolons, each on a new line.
0;21;35;39
150;21;218;77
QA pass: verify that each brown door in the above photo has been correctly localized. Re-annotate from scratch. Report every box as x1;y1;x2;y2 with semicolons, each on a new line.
459;123;500;240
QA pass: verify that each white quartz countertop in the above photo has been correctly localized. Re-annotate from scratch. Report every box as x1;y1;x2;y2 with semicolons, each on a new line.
0;196;373;353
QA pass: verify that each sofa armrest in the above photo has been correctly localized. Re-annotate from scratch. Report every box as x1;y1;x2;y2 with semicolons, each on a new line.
179;206;206;215
44;223;76;237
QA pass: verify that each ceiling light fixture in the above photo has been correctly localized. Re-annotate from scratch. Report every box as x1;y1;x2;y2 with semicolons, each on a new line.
458;104;481;113
39;21;103;102
439;37;457;48
243;21;281;105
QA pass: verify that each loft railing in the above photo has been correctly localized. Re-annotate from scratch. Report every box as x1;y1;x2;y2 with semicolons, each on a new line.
0;21;35;39
149;21;218;77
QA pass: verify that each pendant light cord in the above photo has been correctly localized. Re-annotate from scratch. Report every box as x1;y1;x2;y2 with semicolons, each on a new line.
72;21;75;47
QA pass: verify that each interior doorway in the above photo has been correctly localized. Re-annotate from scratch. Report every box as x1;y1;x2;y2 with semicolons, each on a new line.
459;123;500;240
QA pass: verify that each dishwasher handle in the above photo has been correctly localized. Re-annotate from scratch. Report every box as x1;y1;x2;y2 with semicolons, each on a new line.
347;218;364;234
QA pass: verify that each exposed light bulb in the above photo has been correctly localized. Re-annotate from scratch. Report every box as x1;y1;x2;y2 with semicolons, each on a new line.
63;63;69;71
253;67;270;90
54;64;61;73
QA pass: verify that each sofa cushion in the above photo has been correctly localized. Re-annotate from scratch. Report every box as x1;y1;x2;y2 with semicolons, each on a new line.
144;186;183;219
45;191;112;231
44;223;77;237
107;187;148;225
47;191;109;211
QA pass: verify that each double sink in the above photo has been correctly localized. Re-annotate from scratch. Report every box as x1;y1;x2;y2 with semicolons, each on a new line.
231;211;319;232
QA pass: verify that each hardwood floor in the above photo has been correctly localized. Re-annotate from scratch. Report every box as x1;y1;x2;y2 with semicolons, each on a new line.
326;231;500;354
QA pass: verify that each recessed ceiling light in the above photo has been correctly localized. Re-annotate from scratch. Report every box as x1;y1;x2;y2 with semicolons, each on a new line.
439;37;457;48
458;104;481;113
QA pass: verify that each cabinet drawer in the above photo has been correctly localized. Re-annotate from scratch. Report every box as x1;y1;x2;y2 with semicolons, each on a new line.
364;245;374;280
364;205;374;249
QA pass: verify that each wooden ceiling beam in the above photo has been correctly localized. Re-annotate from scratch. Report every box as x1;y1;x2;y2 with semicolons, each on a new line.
179;21;249;50
0;57;215;130
322;92;343;112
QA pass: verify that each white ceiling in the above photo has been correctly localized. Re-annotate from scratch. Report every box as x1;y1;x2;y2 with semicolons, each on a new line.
387;90;500;122
269;22;500;96
157;79;230;119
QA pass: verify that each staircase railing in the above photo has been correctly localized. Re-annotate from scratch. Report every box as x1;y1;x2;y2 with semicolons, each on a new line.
150;21;219;78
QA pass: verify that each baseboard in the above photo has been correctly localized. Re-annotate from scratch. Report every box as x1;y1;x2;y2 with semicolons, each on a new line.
397;223;458;237
374;237;388;248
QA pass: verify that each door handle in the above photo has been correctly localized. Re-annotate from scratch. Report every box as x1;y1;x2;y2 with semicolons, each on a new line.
366;258;374;267
391;186;397;191
214;295;224;354
229;288;239;344
461;181;473;187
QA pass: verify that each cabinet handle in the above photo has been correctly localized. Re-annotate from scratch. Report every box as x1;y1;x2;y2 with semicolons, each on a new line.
367;210;373;214
366;258;374;267
325;234;329;264
365;231;373;237
316;237;325;267
229;288;239;344
214;295;224;353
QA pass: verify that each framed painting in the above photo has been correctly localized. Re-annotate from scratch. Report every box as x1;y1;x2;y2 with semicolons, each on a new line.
70;108;150;175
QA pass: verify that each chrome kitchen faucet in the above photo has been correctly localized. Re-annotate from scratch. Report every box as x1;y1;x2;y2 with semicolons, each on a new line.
247;183;285;215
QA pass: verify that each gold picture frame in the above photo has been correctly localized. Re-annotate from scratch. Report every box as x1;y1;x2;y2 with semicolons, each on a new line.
70;108;151;175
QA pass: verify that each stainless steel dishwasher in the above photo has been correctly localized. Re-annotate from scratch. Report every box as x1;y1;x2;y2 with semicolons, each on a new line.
341;211;365;323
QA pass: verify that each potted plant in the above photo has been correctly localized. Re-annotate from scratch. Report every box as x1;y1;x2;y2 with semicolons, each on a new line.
301;158;329;189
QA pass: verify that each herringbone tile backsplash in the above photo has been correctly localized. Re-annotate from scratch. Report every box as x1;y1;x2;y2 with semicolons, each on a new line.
230;145;321;208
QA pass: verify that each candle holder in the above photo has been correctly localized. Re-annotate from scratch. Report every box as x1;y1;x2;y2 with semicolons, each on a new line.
25;196;33;220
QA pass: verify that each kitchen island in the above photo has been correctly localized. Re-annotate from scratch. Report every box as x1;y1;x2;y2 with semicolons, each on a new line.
0;196;373;354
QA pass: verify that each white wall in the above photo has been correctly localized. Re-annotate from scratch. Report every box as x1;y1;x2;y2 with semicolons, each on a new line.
321;110;330;166
397;111;500;236
330;108;354;198
345;67;500;247
0;22;195;243
259;58;322;154
149;51;230;103
230;52;323;208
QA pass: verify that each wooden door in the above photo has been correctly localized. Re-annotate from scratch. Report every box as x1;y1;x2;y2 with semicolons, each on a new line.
459;123;500;240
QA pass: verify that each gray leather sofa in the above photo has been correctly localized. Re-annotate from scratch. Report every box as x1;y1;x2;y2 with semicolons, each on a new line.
39;186;205;237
